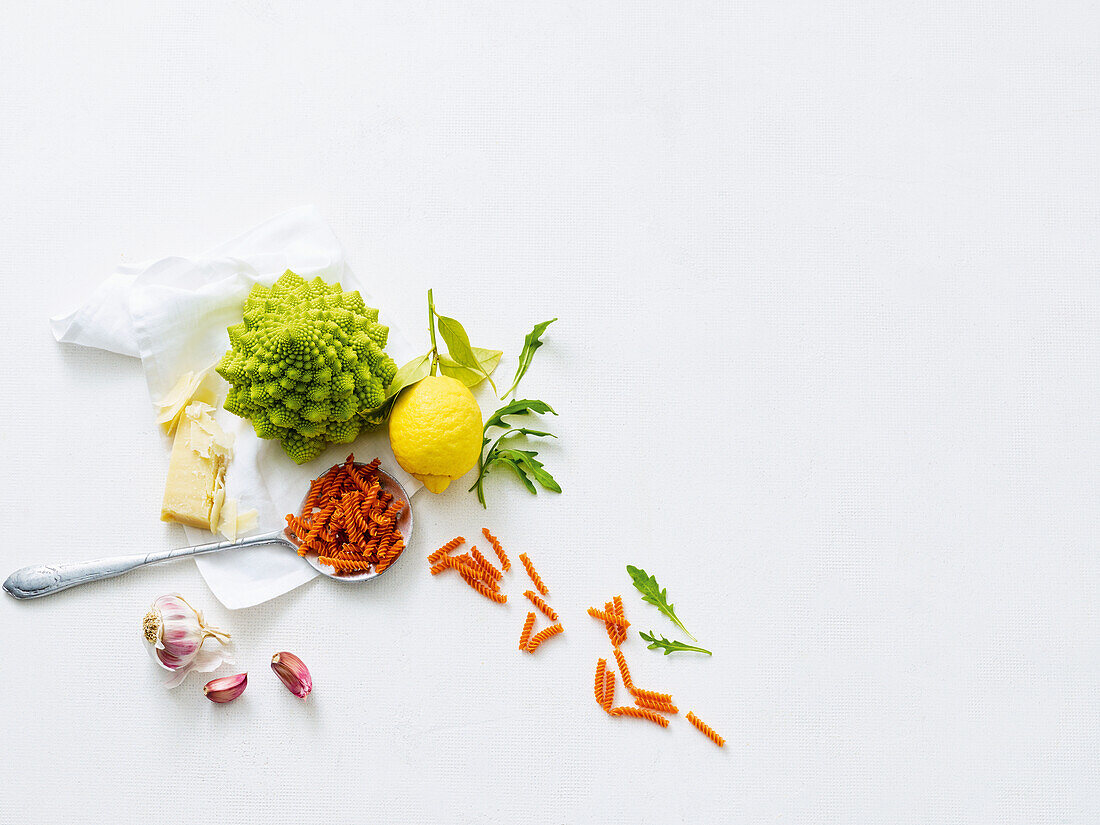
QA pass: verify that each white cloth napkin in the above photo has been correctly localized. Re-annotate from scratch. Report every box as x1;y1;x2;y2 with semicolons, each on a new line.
51;206;421;609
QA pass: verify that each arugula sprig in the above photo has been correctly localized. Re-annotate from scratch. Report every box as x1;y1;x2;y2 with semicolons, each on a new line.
469;400;559;507
627;565;699;642
469;316;561;506
639;630;712;656
503;318;556;399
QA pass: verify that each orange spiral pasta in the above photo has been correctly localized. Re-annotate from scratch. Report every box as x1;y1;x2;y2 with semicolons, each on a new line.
523;590;558;621
455;555;499;591
520;613;537;651
440;554;479;578
630;687;673;704
613;647;634;692
359;486;380;513
469;547;502;581
609;707;670;727
594;658;607;707
285;454;407;576
318;467;340;499
376;540;405;571
459;569;508;603
634;695;678;714
525;623;564;652
518;553;549;596
612;595;627;646
481;528;510;571
602;669;615;712
318;556;373;573
685;712;725;747
303;499;337;541
284;514;312;543
602;600;617;646
587;607;629;628
428;536;464;565
349;458;381;494
303;477;324;512
342;497;365;545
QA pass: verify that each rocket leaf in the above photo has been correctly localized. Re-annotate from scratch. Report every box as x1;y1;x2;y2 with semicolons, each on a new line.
639;630;712;656
626;565;699;643
503;318;556;398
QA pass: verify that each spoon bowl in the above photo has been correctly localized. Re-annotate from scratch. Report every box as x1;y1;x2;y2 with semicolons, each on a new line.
290;463;414;582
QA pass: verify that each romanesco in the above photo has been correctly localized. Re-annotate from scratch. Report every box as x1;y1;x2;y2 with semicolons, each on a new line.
216;270;398;464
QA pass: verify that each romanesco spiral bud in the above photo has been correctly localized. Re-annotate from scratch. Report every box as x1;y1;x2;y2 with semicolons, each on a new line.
216;270;397;463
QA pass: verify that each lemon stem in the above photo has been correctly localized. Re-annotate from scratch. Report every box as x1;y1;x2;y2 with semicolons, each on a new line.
427;289;439;376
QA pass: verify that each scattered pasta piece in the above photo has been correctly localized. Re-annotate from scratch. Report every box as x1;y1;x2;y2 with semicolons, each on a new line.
602;669;616;713
520;613;537;651
428;536;464;565
594;658;607;708
518;553;549;596
524;590;558;621
587;607;630;629
525;623;564;653
686;712;725;747
459;569;508;603
469;546;502;581
603;600;620;647
631;687;674;705
612;595;627;646
609;707;670;727
613;647;635;692
634;695;678;714
482;528;510;571
455;554;500;592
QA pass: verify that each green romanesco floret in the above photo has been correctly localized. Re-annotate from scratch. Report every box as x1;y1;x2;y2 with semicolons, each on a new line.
216;270;397;464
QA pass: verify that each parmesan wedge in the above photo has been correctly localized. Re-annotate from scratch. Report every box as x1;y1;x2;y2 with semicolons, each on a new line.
160;402;234;530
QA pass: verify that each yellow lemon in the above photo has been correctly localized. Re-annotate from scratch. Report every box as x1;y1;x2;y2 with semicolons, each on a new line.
388;375;483;494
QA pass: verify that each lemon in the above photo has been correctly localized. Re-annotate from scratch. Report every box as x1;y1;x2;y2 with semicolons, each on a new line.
388;375;483;494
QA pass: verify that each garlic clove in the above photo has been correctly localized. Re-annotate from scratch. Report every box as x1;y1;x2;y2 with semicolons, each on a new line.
271;652;312;698
203;673;247;703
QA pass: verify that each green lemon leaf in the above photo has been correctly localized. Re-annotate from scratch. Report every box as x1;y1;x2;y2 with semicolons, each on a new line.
385;352;432;399
438;346;503;387
472;346;503;376
436;314;497;392
436;314;479;368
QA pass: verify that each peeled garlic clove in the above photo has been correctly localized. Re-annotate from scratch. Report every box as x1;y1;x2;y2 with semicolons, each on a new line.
271;652;312;698
203;673;247;703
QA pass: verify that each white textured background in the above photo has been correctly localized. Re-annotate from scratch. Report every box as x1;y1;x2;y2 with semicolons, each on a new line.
2;2;1098;823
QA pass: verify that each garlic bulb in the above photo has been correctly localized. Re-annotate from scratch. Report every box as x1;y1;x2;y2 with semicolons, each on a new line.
142;594;232;688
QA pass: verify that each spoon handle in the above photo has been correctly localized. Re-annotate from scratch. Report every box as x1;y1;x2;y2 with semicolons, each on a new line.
2;530;289;599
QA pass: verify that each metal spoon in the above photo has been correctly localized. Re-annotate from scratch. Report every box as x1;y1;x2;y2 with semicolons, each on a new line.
2;464;413;599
